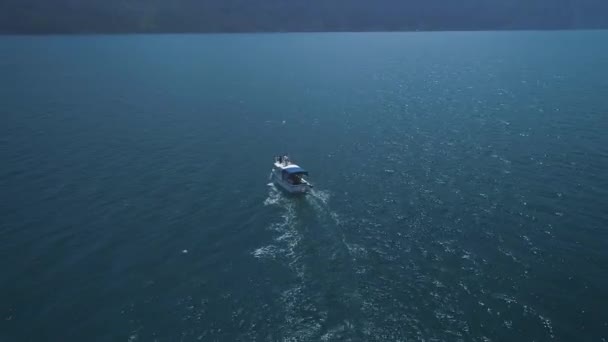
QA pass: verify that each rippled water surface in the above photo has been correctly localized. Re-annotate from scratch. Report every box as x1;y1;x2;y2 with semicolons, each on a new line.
1;32;608;341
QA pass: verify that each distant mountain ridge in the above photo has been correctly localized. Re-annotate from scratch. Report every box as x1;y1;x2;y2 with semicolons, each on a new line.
1;0;607;34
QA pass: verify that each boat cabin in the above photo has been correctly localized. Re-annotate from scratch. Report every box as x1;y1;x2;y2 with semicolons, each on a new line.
281;166;308;185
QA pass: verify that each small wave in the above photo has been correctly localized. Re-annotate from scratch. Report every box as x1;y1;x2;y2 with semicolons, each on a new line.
521;304;555;339
252;245;279;259
438;240;456;254
344;242;367;258
498;246;521;264
329;211;342;226
494;293;518;305
539;315;555;338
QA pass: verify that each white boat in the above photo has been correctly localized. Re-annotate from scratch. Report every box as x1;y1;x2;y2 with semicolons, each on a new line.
270;156;313;194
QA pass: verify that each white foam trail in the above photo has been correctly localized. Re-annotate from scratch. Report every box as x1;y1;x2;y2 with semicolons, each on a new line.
263;183;281;206
259;185;360;341
260;185;324;340
305;189;359;274
305;188;333;218
259;183;301;269
309;189;330;204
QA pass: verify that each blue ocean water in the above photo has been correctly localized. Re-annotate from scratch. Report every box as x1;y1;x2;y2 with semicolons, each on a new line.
1;31;607;341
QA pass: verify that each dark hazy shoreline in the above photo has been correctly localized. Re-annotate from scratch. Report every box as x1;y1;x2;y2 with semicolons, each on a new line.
1;0;607;35
1;28;607;36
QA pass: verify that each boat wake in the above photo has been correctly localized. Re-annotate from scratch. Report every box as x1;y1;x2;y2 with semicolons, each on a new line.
304;188;335;219
256;184;299;264
309;188;331;205
306;189;353;254
263;182;282;206
256;184;363;340
257;183;326;339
